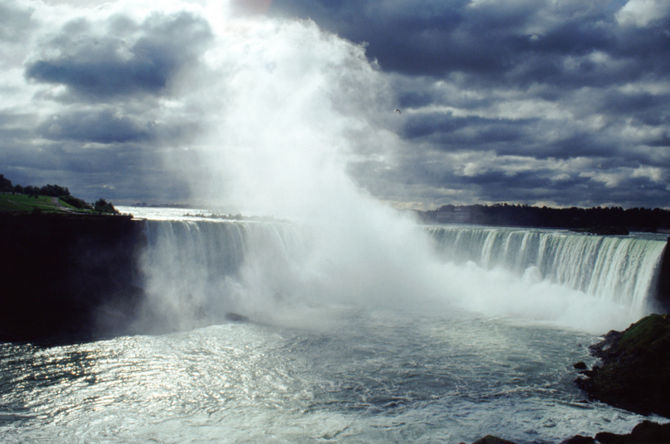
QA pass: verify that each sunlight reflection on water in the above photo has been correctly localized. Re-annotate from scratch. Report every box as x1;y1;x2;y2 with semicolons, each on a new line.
0;309;651;443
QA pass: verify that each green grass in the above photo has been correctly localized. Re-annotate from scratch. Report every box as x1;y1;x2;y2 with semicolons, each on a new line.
618;313;670;355
0;192;98;214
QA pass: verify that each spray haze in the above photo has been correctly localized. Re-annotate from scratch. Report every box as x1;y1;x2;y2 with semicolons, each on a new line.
132;0;659;333
187;13;395;218
160;5;450;317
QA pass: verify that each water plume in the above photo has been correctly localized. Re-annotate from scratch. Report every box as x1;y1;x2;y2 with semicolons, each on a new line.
155;6;447;319
138;1;657;334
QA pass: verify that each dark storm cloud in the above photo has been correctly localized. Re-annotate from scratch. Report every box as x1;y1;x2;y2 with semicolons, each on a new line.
25;12;212;100
598;91;670;127
271;0;670;209
0;112;38;142
647;134;670;147
270;1;552;77
4;8;215;203
38;109;153;143
0;135;184;202
403;112;530;146
4;1;669;209
536;133;615;159
379;153;667;208
272;1;670;86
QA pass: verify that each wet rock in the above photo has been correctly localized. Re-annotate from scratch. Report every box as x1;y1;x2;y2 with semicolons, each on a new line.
575;314;670;418
471;436;516;444
560;435;596;444
560;421;670;444
594;420;670;443
573;361;587;370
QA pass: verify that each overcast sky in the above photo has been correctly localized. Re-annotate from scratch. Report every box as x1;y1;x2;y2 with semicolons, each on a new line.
1;0;669;209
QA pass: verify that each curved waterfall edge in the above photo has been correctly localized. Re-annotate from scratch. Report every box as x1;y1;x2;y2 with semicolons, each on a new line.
425;225;669;316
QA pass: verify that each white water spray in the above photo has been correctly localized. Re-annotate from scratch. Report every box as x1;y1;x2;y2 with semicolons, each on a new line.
137;2;660;333
153;7;450;319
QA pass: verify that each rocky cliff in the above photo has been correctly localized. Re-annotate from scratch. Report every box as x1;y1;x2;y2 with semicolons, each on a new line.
0;213;146;343
575;314;670;418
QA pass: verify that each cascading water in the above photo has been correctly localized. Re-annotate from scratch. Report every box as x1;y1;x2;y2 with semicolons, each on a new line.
138;217;313;330
132;208;450;331
130;207;666;334
428;225;667;317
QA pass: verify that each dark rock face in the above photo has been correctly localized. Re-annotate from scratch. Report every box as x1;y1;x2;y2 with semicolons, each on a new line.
573;361;587;370
559;436;596;444
562;421;670;444
575;314;670;418
0;213;146;343
595;420;670;444
656;238;670;313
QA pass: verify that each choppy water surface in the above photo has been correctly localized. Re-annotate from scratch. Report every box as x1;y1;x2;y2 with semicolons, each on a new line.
3;209;665;442
0;309;648;443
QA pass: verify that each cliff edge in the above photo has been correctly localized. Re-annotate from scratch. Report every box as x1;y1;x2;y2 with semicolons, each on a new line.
656;238;670;313
0;213;146;343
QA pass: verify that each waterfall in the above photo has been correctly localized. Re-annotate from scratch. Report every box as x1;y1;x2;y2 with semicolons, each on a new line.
138;218;310;330
427;225;666;314
133;213;667;333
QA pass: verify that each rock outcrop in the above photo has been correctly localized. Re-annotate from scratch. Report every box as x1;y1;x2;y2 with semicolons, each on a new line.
575;314;670;418
562;420;670;444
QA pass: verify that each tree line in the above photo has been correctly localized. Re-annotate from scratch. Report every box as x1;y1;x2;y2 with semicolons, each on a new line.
418;203;670;232
1;174;117;213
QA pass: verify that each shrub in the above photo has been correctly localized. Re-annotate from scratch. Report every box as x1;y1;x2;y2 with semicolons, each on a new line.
93;199;118;214
60;194;93;210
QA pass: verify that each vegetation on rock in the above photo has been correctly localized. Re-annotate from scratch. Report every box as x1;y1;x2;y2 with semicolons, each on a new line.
0;174;118;215
575;314;670;418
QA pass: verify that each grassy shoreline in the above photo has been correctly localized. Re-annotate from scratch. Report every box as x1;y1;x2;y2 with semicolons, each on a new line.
0;192;115;215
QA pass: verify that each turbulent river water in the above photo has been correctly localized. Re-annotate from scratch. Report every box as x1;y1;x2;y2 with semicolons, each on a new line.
1;207;667;443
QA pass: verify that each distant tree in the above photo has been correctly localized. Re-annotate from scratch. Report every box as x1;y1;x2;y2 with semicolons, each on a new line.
40;184;70;197
0;174;12;192
421;203;670;231
93;199;118;214
24;186;39;198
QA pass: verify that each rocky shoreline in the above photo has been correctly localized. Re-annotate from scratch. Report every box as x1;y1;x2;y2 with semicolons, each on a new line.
575;314;670;418
466;315;670;444
562;421;670;444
